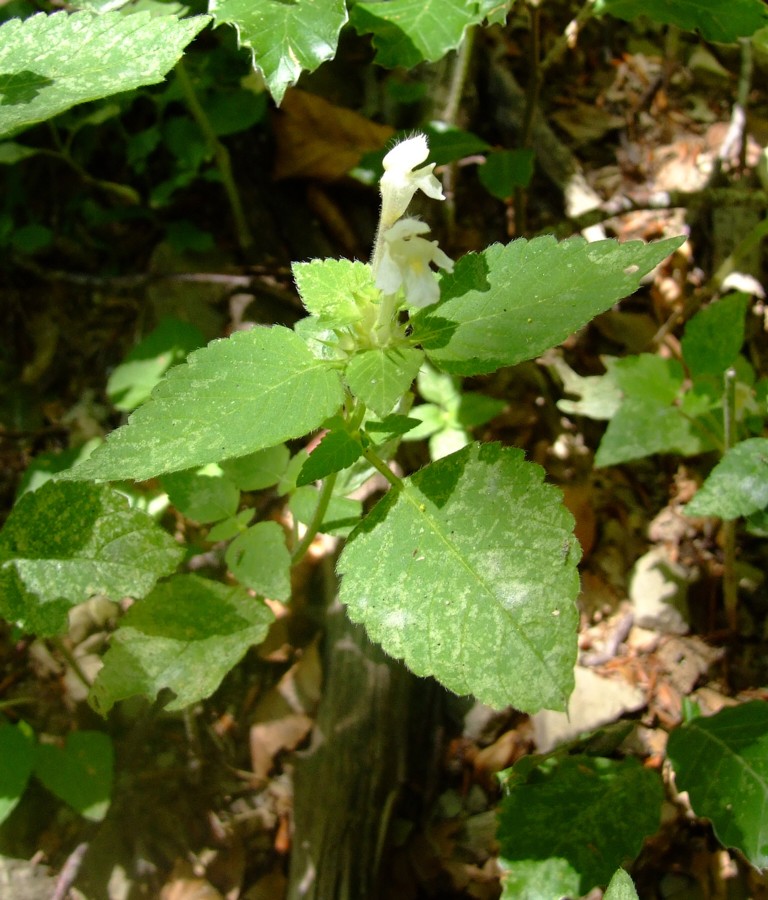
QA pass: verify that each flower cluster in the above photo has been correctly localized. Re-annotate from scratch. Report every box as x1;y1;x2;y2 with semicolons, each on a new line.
372;134;453;309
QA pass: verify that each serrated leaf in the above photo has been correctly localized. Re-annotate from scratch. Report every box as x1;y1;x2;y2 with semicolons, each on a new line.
594;0;768;42
681;293;750;380
0;723;35;825
338;442;581;712
604;869;639;900
161;465;240;523
209;0;346;105
499;756;663;897
410;236;684;376
0;481;182;636
685;438;768;518
345;346;424;417
297;428;362;487
293;258;377;325
220;444;290;491
63;327;344;482
667;701;768;868
351;0;495;69
225;521;291;600
0;11;209;139
34;731;113;822
89;574;274;714
364;414;421;439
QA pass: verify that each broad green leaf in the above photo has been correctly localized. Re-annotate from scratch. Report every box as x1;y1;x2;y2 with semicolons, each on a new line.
614;354;685;404
107;317;204;412
345;346;424;417
225;521;291;600
667;701;768;868
161;465;240;523
207;508;255;541
685;438;768;518
422;121;490;166
0;481;182;636
351;0;496;69
63;327;344;482
499;756;663;897
292;258;377;325
290;486;362;537
34;731;113;822
457;392;506;428
16;439;101;498
595;397;708;467
594;0;768;42
89;574;274;714
604;869;639;900
0;11;210;139
209;0;347;105
0;723;35;825
297;428;362;487
548;354;622;420
478;149;535;199
681;293;750;380
338;442;581;711
220;444;290;491
410;236;684;376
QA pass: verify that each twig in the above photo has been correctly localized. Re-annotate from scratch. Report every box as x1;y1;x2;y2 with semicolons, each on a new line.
722;368;739;632
539;0;596;75
52;842;89;900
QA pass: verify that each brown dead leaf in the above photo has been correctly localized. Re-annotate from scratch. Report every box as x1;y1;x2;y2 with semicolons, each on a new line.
161;863;223;900
272;89;394;181
250;713;313;782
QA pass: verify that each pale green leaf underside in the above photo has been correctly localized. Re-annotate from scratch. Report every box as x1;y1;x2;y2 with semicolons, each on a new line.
594;0;768;43
63;327;344;482
338;442;581;712
604;869;640;900
351;0;495;68
410;235;684;376
667;701;768;868
209;0;347;104
0;11;209;139
0;481;182;636
685;438;768;519
345;346;424;417
293;258;376;325
89;574;274;714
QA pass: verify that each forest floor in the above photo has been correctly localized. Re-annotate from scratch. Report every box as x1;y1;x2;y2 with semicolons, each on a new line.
1;7;768;900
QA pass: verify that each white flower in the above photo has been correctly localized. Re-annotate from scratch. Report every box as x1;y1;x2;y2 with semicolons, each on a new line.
376;218;454;308
379;135;445;230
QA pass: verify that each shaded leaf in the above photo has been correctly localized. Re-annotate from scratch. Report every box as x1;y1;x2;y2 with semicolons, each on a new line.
685;438;768;519
478;149;535;199
338;442;581;711
225;521;291;601
220;444;290;492
63;327;344;482
209;0;347;105
0;723;35;825
0;11;209;139
681;293;750;380
594;0;768;42
34;731;113;822
345;346;424;417
89;574;274;714
667;701;768;868
162;465;240;524
410;236;684;376
290;485;361;537
0;481;182;636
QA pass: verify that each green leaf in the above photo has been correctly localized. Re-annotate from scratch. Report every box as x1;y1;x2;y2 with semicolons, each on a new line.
456;392;506;428
63;327;344;482
89;574;274;714
499;756;663;897
0;142;39;164
685;438;768;518
0;481;182;636
614;354;685;403
594;0;768;42
207;508;255;541
548;354;622;421
681;293;750;380
220;444;290;492
293;258;377;325
297;428;362;487
290;485;362;537
364;414;421;440
345;346;424;417
604;869;640;900
161;465;240;523
478;149;535;199
0;11;210;139
667;701;768;868
410;236;684;376
351;0;495;69
106;317;204;413
338;442;581;712
209;0;347;105
34;731;113;822
422;121;490;166
225;521;291;600
0;722;35;825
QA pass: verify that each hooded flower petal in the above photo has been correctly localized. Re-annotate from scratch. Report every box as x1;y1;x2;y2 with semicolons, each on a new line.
376;218;454;308
379;135;445;229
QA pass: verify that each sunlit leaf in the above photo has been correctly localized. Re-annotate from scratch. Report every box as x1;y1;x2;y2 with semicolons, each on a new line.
595;0;768;42
685;438;768;519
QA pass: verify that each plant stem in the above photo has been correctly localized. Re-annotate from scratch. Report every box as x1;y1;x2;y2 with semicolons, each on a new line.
362;445;403;490
722;367;738;631
174;59;254;252
291;472;339;564
514;2;542;235
52;637;92;691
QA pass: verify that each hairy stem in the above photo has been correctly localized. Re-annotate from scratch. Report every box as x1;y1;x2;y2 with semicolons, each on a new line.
722;367;738;631
362;445;403;490
291;472;339;564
